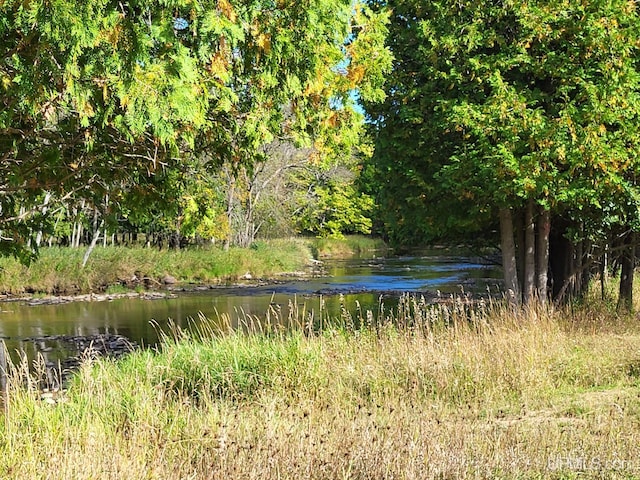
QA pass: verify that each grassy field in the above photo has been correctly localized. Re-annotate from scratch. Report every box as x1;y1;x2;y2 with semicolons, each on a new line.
2;291;640;479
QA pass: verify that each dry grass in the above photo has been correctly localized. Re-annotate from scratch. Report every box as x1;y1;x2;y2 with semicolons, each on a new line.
2;296;640;479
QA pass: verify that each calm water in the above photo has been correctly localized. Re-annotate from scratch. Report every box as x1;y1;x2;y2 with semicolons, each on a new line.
0;251;501;363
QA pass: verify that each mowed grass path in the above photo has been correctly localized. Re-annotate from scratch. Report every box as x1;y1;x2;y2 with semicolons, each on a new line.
2;294;640;479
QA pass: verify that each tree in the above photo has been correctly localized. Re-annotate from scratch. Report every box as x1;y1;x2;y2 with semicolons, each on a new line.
195;1;391;247
367;0;640;306
296;165;375;238
0;0;392;260
0;1;213;261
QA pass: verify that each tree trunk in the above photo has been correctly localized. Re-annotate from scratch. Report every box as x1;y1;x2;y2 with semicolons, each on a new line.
514;210;525;296
74;199;86;248
536;207;550;303
35;192;51;247
563;241;576;300
573;236;583;298
102;194;109;248
82;219;104;268
581;238;592;295
600;243;608;301
71;206;78;248
549;217;571;303
618;231;635;312
500;208;520;305
523;199;536;304
224;172;235;251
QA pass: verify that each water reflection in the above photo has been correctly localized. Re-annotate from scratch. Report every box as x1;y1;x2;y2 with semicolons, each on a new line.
0;252;501;363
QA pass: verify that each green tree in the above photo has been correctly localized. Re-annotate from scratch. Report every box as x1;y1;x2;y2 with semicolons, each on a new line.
297;180;374;238
0;0;392;260
368;0;640;305
0;1;213;261
197;0;391;247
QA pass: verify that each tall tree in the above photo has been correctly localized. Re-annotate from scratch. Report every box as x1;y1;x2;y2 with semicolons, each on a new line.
367;0;640;305
0;1;212;261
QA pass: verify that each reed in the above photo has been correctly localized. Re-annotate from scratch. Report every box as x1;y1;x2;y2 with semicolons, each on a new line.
1;295;640;479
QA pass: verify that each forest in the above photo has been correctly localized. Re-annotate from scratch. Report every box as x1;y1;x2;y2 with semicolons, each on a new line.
0;0;390;255
2;0;640;308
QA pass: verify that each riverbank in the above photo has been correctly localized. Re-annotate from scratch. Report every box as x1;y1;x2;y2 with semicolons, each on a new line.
0;236;388;298
2;293;640;479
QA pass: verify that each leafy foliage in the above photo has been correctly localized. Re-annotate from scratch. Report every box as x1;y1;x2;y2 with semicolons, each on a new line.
367;0;640;250
298;180;374;238
0;0;392;259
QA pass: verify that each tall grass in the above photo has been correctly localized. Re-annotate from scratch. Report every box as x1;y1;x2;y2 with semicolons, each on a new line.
0;238;312;295
2;295;640;479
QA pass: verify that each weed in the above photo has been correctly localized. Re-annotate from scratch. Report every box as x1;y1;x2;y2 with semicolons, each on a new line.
104;284;128;295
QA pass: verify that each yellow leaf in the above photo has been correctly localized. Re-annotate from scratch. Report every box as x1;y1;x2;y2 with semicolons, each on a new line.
256;33;271;53
218;0;236;22
209;52;229;80
1;75;10;90
84;102;94;117
347;65;365;86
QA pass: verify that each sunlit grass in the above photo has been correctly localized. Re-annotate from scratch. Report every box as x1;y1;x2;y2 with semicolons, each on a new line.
0;238;313;295
0;235;391;295
2;294;640;479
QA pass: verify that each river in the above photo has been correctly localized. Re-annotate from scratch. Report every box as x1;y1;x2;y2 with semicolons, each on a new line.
0;250;501;366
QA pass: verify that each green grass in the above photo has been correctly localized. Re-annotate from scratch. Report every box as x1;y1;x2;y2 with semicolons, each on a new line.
3;295;640;479
0;238;313;295
0;235;389;295
309;234;388;258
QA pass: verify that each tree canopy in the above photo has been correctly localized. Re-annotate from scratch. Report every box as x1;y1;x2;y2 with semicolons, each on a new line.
0;0;391;260
367;0;640;305
8;0;640;309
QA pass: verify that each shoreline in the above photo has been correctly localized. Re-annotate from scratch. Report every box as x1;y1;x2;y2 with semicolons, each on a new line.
0;237;387;299
0;267;327;306
0;240;321;299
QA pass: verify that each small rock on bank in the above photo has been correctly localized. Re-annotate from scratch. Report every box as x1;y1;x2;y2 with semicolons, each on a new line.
162;274;178;285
